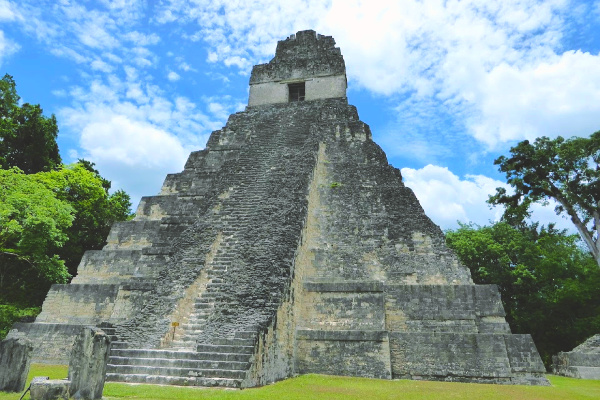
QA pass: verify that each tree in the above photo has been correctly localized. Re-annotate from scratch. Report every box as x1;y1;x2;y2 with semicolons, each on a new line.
446;222;600;367
0;75;133;339
0;73;61;173
0;168;73;300
489;132;600;266
32;162;132;276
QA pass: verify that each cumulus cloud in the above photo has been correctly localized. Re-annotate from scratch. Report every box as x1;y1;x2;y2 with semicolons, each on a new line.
402;164;576;232
58;76;222;205
153;0;599;148
321;0;599;148
470;50;600;147
167;71;180;81
401;165;507;229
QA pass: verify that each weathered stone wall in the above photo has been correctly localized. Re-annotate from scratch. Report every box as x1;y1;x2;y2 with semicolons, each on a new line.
249;75;347;106
296;330;391;379
7;323;82;364
384;285;510;333
68;327;111;399
280;98;547;385
71;250;145;284
250;30;345;84
248;30;346;106
0;337;33;392
35;284;119;324
553;334;600;379
302;281;385;328
390;332;511;382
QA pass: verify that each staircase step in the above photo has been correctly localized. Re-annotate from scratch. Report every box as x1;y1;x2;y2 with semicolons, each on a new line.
194;352;253;362
111;349;201;360
212;338;256;346
235;331;259;339
105;373;242;388
108;356;250;370
196;344;255;354
107;364;247;379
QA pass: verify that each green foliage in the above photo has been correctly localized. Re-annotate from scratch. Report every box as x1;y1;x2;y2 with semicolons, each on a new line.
489;132;600;265
35;162;133;275
0;75;133;339
0;304;40;340
0;163;132;306
446;222;600;367
0;74;61;173
0;167;74;301
330;181;342;188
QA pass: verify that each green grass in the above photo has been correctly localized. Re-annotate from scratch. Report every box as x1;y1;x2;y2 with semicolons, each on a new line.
2;364;599;400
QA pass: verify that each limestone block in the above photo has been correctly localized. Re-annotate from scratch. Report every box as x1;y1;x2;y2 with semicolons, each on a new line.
30;379;70;400
7;323;82;364
36;284;119;325
295;330;391;379
68;327;111;400
553;335;600;379
389;332;513;383
0;337;33;392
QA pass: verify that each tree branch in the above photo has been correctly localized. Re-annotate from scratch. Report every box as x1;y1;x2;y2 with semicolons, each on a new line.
550;188;599;265
0;251;34;265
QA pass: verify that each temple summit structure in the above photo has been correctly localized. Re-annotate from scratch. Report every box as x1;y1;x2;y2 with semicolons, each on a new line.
7;30;549;388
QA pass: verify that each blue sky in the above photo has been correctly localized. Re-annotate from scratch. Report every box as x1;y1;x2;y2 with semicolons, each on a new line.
1;0;599;231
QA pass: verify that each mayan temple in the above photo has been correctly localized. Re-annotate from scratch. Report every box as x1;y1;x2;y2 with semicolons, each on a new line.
8;30;549;387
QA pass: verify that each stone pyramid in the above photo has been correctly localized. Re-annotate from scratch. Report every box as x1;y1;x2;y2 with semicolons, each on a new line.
8;30;548;387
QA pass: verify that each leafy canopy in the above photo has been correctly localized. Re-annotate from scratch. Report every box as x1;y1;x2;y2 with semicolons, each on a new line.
0;74;133;339
0;74;61;173
446;222;600;367
0;163;132;305
0;167;74;294
489;132;600;266
47;161;132;275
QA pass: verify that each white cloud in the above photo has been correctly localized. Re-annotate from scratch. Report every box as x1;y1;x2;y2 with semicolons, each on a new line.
123;31;160;46
0;0;20;21
167;71;180;81
77;14;120;49
50;45;89;64
157;0;330;69
90;59;114;72
471;50;600;147
401;164;507;229
58;75;228;205
402;164;576;232
80;115;187;169
207;102;228;120
0;30;19;64
10;0;156;75
178;61;195;72
51;89;67;97
152;0;599;149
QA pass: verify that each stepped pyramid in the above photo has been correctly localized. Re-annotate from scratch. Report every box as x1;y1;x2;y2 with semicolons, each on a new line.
8;30;548;387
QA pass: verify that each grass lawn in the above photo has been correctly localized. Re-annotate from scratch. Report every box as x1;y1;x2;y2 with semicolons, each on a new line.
1;364;599;400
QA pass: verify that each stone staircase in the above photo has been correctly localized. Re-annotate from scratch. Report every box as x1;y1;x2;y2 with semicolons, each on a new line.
103;103;317;388
105;333;257;387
